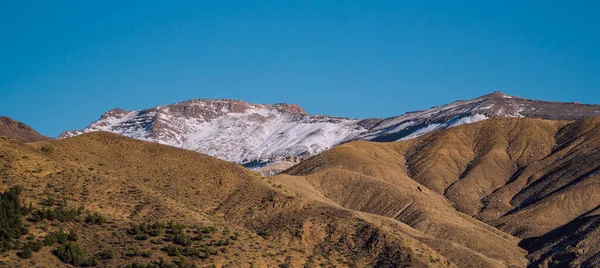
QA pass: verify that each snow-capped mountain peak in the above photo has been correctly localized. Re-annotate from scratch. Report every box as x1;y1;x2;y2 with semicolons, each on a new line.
60;99;368;164
60;93;600;166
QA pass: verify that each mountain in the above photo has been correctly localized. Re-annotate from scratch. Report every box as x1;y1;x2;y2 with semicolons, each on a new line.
60;92;600;166
359;91;600;141
0;117;49;142
4;116;599;267
283;116;600;267
0;131;464;267
59;99;377;166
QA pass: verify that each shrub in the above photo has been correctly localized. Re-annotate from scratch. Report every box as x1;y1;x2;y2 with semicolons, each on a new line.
135;233;149;241
85;256;99;267
18;245;33;259
30;206;82;222
27;240;44;252
98;249;116;260
43;228;72;246
0;186;27;252
129;222;165;237
85;212;106;225
68;229;78;242
173;233;189;246
40;145;54;153
44;233;58;246
162;244;180;257
57;228;69;244
257;230;269;238
53;242;85;266
40;196;56;207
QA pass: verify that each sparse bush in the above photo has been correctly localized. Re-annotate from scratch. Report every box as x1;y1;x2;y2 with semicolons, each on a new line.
257;230;269;238
29;205;82;222
162;244;180;257
53;242;85;266
40;196;56;206
44;233;58;246
68;229;78;241
98;248;116;260
43;228;74;246
0;186;28;252
129;222;165;237
136;233;149;241
18;245;33;259
85;255;99;267
26;240;44;252
40;145;54;153
85;212;106;225
173;233;189;246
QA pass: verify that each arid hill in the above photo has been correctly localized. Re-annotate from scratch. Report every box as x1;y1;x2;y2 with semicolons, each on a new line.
0;132;452;267
283;117;600;267
0;117;49;142
2;116;599;267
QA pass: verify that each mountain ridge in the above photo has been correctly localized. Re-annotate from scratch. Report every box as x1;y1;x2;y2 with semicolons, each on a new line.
59;92;600;166
2;115;599;267
282;116;600;267
0;116;49;142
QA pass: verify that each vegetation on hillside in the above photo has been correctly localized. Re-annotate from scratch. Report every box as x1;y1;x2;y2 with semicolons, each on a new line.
4;117;599;267
0;185;28;252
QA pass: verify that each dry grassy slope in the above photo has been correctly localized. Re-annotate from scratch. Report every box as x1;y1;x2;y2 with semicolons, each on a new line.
521;206;600;268
0;132;451;267
0;117;49;142
489;118;600;237
282;117;600;267
405;118;564;218
281;141;528;268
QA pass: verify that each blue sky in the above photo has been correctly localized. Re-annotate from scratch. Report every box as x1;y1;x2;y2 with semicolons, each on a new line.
1;1;599;137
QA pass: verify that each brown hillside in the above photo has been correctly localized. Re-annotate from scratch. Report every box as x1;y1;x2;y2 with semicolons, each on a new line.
0;132;451;267
280;140;527;267
283;117;600;267
521;206;600;267
0;116;49;142
3;116;599;267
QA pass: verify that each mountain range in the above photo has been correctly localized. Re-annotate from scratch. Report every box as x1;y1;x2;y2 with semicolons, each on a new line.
0;116;49;143
1;114;599;267
59;92;600;171
1;92;600;267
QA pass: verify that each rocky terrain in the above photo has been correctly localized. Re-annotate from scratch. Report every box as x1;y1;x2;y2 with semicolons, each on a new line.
0;116;599;267
0;116;49;142
60;100;374;166
283;116;600;267
60;92;600;169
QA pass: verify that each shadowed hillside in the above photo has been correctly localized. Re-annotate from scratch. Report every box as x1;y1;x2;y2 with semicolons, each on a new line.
283;117;600;267
2;116;599;267
0;117;49;142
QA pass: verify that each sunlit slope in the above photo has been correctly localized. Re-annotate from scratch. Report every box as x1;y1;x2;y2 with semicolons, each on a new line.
282;117;600;267
0;132;451;267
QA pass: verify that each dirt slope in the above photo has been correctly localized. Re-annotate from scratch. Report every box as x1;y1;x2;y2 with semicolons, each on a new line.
0;117;49;142
0;132;450;267
283;117;600;267
3;116;599;267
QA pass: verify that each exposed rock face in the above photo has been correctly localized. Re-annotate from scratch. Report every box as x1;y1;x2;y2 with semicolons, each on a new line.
60;92;600;166
60;99;367;164
0;117;49;142
359;91;600;142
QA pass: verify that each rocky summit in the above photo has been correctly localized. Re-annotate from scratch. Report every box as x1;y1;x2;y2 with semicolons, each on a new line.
60;92;600;167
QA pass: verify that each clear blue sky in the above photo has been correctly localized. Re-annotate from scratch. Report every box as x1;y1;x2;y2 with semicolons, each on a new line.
1;1;599;137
